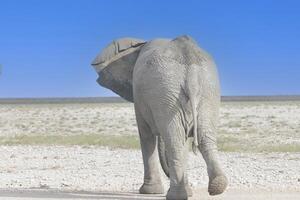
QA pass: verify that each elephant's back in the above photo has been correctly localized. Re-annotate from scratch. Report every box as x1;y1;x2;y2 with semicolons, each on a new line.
133;36;219;98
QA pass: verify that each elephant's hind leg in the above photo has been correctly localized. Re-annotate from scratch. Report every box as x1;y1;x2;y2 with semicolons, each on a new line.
135;109;164;194
198;119;228;195
183;140;193;197
160;119;188;200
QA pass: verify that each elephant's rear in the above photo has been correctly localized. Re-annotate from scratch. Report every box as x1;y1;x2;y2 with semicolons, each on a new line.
133;35;220;136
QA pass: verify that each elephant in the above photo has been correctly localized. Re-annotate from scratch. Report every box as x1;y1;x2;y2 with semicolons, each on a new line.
91;35;228;200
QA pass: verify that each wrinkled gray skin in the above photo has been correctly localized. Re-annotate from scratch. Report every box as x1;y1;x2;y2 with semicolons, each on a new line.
92;36;227;200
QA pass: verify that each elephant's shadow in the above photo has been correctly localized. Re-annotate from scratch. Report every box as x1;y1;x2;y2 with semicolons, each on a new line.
0;189;166;199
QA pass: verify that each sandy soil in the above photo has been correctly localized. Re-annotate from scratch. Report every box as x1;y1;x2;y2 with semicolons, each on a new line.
0;103;137;137
219;101;300;147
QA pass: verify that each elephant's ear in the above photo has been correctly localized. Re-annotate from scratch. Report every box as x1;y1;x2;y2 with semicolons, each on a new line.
92;38;145;72
92;38;146;102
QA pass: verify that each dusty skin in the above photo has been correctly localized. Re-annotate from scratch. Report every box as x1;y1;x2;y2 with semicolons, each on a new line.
92;36;228;199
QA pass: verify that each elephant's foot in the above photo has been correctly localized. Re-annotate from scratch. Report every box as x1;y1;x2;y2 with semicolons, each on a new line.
166;186;188;200
139;182;164;194
208;175;228;195
185;185;193;197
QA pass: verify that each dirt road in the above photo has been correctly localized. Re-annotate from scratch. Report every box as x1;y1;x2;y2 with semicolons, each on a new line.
0;188;299;200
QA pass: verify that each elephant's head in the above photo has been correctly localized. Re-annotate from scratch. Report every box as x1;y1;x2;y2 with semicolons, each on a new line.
91;38;146;102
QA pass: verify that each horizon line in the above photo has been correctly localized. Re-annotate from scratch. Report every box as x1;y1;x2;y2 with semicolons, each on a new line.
0;95;300;104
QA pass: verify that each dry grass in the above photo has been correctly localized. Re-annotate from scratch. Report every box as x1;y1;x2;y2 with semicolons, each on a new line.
1;134;299;152
0;134;141;149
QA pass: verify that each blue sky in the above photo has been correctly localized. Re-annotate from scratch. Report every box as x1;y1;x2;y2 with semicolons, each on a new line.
0;0;299;97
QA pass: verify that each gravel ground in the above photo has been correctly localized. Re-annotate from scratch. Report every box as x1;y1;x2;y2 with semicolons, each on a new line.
0;145;299;192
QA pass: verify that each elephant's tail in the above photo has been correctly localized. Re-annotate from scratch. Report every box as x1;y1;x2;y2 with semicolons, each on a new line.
190;96;199;154
185;64;200;154
158;136;170;177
